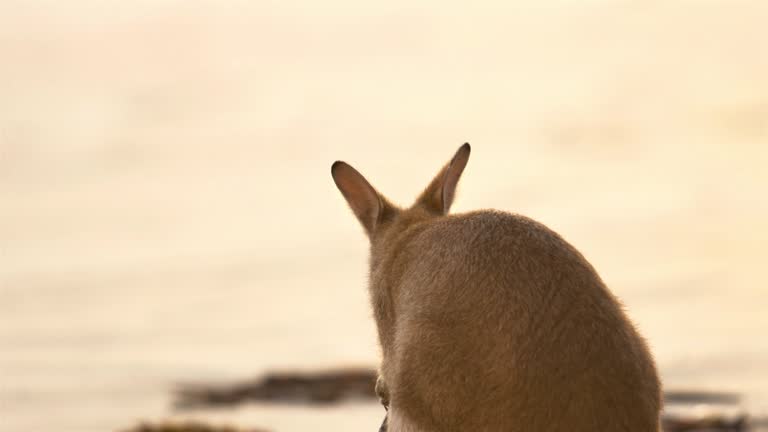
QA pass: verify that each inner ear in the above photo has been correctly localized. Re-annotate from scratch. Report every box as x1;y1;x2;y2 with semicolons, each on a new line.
332;161;383;235
440;143;471;213
417;143;471;214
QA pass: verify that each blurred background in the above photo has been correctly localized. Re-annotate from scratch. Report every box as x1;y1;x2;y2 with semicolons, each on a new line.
1;1;767;431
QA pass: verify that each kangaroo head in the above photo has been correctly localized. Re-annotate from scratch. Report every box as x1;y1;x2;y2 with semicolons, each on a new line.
331;143;471;248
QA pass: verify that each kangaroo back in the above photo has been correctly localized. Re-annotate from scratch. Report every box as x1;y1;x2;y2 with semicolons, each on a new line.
331;144;662;431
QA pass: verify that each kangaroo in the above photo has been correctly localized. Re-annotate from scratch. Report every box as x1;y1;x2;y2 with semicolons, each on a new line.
331;144;661;431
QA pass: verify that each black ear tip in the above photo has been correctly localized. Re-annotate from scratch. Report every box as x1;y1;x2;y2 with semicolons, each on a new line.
461;142;471;152
331;160;345;174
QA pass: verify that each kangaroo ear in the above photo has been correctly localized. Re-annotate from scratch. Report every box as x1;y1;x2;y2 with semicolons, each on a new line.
332;161;392;236
416;143;471;214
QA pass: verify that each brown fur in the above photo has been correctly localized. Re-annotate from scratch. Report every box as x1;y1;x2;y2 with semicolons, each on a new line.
332;144;662;431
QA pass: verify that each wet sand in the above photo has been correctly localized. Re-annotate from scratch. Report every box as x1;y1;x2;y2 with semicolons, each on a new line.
1;2;767;431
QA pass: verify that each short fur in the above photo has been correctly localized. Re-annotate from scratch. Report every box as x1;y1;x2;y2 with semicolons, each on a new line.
332;144;661;432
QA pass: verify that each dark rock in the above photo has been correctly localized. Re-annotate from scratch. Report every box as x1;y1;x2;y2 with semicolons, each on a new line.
119;421;269;432
174;368;377;409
